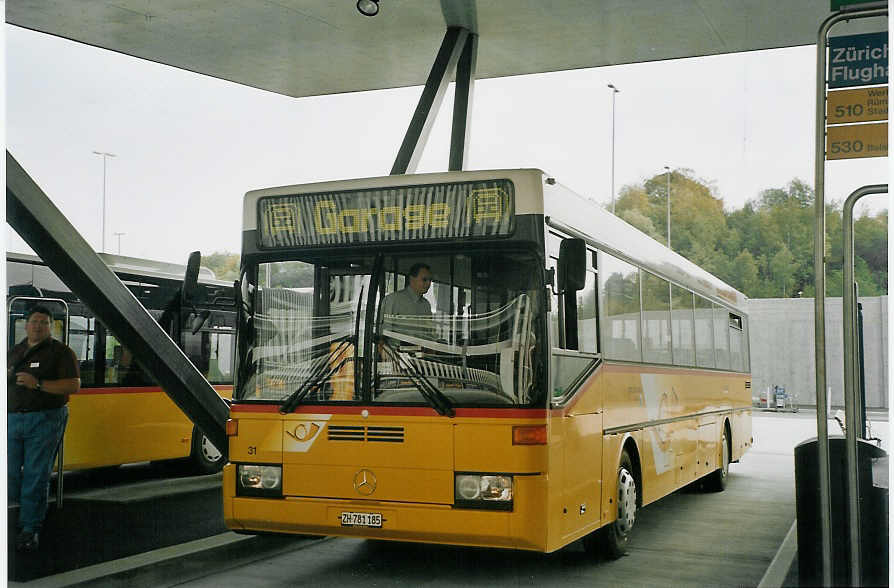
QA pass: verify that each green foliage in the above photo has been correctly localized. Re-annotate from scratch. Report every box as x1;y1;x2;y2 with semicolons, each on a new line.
202;251;240;281
615;173;887;298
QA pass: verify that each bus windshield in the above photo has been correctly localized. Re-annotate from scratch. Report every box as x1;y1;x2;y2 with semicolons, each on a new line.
236;251;545;408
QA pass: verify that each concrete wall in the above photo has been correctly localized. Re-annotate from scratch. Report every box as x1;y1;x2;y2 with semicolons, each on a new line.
748;296;888;409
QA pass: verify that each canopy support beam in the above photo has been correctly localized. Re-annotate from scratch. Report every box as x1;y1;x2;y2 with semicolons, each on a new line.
391;26;469;175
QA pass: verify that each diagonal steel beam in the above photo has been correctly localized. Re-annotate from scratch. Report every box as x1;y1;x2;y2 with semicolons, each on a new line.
391;26;469;175
6;151;229;456
449;32;478;171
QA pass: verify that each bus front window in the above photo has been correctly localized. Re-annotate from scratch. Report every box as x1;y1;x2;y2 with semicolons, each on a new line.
237;259;367;403
236;252;544;407
374;252;544;407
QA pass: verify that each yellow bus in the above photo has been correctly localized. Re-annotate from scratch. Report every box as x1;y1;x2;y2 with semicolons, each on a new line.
223;169;751;556
7;252;235;474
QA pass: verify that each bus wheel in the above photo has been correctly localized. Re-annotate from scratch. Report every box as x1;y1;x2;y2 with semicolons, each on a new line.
601;450;637;559
704;426;729;492
191;427;224;474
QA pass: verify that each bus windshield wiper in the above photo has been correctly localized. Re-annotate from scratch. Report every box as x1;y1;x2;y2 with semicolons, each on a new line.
280;337;352;414
379;340;455;418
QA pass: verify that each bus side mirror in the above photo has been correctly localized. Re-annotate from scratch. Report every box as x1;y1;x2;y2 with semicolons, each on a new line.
182;251;202;307
557;238;586;293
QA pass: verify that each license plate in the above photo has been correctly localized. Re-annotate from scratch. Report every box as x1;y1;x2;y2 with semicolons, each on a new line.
340;511;383;528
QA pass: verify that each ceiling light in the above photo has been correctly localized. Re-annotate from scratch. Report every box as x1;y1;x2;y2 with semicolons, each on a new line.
357;0;379;17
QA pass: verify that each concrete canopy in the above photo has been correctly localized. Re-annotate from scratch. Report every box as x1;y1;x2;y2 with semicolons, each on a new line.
5;1;874;99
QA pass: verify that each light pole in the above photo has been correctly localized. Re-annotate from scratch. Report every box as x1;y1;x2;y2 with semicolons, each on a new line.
607;84;620;213
92;151;116;252
664;166;671;249
114;232;126;255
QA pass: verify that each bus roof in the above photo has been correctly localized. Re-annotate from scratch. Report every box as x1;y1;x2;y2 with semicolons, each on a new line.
6;251;229;286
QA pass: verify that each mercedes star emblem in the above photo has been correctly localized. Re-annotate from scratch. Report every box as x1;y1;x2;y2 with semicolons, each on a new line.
353;469;377;496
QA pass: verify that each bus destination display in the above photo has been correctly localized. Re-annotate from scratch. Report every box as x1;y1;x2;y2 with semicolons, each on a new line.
258;179;515;247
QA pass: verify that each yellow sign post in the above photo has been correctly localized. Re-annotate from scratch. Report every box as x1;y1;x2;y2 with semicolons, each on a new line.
826;122;888;159
827;86;888;124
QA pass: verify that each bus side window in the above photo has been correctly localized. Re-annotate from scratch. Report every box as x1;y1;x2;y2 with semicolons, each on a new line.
118;346;153;386
548;246;599;402
69;314;97;386
671;285;695;366
575;260;598;354
207;329;235;384
694;295;715;368
713;303;731;370
728;312;746;372
641;271;672;364
598;251;641;362
547;257;561;347
103;332;153;386
183;328;211;378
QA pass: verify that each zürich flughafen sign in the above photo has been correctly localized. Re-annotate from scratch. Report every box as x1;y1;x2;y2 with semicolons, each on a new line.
828;31;888;89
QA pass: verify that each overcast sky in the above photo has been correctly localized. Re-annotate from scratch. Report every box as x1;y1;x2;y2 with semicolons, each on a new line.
5;24;889;265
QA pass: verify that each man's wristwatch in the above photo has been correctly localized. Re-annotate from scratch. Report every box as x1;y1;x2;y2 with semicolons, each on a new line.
35;379;42;392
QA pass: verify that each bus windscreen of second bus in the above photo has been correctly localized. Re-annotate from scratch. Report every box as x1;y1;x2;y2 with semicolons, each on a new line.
237;252;545;408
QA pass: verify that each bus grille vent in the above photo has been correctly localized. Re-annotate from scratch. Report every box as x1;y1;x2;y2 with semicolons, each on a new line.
745;381;751;389
367;426;404;443
327;425;405;443
327;426;365;441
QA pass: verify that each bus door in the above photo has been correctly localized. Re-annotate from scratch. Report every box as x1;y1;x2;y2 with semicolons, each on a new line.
549;242;604;539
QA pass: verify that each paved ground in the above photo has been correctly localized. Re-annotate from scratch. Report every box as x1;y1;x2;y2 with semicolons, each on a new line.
7;463;226;583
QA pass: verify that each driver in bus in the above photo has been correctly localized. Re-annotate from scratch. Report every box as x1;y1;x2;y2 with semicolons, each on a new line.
380;263;435;347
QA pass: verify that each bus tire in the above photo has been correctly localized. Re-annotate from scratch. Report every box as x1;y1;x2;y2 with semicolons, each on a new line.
704;424;730;492
190;427;224;474
600;450;637;559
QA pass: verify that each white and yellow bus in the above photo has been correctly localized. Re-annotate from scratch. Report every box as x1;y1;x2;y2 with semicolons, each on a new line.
7;252;236;474
223;169;751;556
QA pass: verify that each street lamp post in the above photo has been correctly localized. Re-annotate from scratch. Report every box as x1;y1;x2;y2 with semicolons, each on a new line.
114;232;126;255
607;84;620;213
92;151;116;252
664;166;671;249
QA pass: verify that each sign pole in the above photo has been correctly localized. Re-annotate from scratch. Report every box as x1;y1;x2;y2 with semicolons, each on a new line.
814;5;887;585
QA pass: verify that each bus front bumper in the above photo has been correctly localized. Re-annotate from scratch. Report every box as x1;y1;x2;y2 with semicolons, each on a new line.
223;465;549;551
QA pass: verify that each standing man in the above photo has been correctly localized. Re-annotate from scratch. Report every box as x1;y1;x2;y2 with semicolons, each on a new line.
8;305;80;552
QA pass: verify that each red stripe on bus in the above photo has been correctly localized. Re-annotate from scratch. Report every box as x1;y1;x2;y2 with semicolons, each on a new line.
231;404;547;419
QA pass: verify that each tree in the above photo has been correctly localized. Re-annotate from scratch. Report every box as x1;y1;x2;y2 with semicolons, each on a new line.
611;172;887;298
203;251;240;281
854;210;887;282
728;250;760;296
769;246;796;297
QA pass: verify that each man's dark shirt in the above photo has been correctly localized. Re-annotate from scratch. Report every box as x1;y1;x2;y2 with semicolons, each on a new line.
7;338;79;412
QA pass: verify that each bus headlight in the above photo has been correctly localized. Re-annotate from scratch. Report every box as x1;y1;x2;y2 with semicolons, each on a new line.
237;464;283;497
454;473;513;510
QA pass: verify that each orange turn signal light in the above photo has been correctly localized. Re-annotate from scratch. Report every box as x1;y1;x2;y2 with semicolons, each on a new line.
226;419;239;436
512;425;547;445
